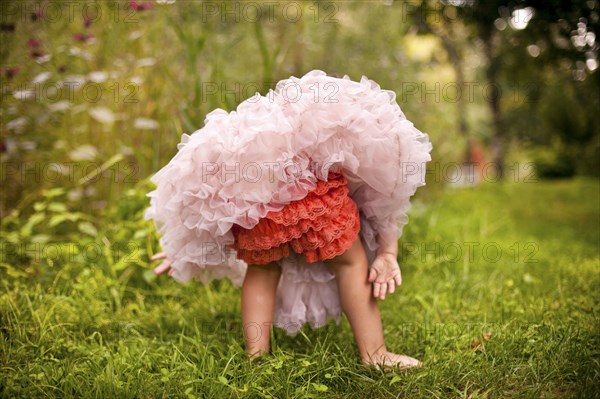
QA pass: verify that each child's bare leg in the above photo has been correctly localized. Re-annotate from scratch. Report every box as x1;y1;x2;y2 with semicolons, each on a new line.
241;261;281;360
324;238;421;369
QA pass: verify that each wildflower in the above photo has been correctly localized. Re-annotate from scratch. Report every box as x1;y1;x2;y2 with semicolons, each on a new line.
1;138;17;155
68;188;83;201
136;57;156;67
130;76;144;85
32;72;52;84
4;67;19;79
128;30;143;41
134;117;159;130
21;141;37;151
30;10;44;22
68;47;94;61
88;71;108;83
129;1;154;11
29;50;45;59
89;107;117;125
13;90;36;100
47;100;72;112
73;32;94;43
84;16;93;28
27;38;41;48
69;144;99;161
120;145;134;155
6;117;28;132
35;54;52;64
62;74;87;88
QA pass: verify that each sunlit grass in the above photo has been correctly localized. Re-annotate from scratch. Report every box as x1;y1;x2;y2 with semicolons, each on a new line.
1;178;598;398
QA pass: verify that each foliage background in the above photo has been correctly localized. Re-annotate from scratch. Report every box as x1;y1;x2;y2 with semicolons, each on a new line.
1;0;599;397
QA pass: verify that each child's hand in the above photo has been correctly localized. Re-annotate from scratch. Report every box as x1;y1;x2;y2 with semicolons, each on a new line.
368;253;402;300
151;252;175;276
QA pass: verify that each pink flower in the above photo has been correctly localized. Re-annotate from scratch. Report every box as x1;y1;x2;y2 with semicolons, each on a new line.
4;67;19;79
129;1;154;11
73;32;94;43
84;16;93;28
27;38;41;48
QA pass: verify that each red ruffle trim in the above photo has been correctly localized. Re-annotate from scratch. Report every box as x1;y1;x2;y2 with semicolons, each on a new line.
231;170;360;265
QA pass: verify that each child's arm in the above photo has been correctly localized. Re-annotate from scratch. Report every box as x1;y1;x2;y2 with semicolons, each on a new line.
375;235;398;258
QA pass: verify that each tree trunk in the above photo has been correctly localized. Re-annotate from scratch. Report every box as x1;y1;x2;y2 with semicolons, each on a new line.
483;34;506;179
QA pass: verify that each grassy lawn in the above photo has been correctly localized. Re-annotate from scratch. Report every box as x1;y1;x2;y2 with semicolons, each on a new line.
1;178;599;398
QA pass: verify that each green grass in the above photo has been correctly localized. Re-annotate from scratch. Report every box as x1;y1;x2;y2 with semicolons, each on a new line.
1;1;598;397
1;178;598;398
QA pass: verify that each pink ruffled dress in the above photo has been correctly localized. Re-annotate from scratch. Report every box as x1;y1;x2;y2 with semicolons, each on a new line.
144;70;432;335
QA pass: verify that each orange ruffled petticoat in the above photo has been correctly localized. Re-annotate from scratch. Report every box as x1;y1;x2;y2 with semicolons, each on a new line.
231;170;361;265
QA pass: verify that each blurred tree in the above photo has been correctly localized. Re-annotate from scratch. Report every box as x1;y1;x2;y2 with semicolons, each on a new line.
507;0;600;176
409;0;599;177
408;0;484;184
410;1;471;139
